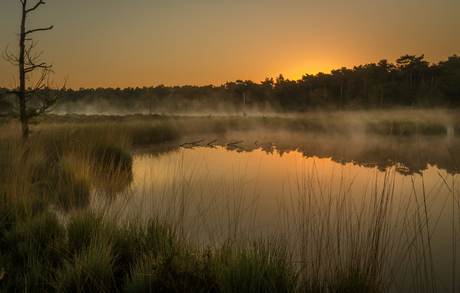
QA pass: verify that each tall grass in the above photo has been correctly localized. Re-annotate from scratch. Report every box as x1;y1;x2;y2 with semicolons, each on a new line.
1;113;459;292
127;144;457;292
287;161;400;292
0;120;299;292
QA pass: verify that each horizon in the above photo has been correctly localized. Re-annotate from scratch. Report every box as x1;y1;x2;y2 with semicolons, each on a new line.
1;0;459;90
3;53;457;91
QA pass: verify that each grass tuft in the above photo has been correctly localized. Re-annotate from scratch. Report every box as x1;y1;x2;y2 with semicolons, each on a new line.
55;240;116;293
55;155;91;210
213;240;299;293
66;211;104;255
93;144;133;173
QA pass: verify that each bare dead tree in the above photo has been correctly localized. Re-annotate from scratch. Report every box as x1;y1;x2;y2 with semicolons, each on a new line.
2;0;65;139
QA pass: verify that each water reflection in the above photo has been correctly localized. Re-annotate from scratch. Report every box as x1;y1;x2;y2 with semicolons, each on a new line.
90;131;460;292
135;130;460;176
54;165;134;212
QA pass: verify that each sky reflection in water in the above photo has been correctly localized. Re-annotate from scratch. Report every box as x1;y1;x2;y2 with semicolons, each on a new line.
90;137;460;291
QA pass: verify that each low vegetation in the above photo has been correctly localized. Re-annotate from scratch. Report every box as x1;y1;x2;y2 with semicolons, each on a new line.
0;111;459;292
26;108;459;137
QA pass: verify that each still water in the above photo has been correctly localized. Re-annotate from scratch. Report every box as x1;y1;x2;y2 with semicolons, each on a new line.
91;132;460;291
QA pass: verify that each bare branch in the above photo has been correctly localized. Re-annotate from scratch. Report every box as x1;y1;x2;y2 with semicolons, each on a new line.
22;42;54;75
25;25;53;35
26;0;46;14
32;69;51;91
8;76;18;89
179;139;205;147
2;44;20;65
24;62;51;73
207;139;218;146
227;140;244;146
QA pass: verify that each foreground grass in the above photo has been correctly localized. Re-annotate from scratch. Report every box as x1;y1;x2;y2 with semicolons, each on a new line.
0;121;301;292
1;111;459;292
1;208;298;292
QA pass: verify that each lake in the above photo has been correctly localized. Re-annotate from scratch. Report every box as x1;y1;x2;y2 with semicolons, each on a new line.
90;130;460;292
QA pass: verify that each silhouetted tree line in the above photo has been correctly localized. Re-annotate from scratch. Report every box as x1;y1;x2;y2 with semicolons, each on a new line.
2;54;459;115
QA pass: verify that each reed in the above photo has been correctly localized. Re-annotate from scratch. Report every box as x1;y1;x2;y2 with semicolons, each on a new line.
1;113;459;292
212;239;299;293
289;163;399;292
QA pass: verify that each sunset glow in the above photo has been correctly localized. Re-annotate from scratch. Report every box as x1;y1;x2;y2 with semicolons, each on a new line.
1;0;459;89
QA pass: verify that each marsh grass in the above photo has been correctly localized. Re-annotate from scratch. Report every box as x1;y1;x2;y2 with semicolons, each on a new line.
124;220;212;292
93;144;133;173
0;120;299;292
0;210;66;292
0;121;136;291
130;146;420;292
291;148;460;292
55;155;91;210
55;239;117;292
212;239;298;293
1;113;460;292
269;156;398;292
63;211;143;292
39;110;460;140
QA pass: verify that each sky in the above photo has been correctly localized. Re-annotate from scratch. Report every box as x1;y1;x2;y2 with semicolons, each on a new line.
1;0;459;90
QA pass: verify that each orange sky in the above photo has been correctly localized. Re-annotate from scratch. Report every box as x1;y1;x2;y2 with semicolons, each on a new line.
1;0;459;90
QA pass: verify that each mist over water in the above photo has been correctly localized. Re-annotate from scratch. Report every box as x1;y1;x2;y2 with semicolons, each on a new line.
81;124;460;292
35;107;460;292
51;100;282;117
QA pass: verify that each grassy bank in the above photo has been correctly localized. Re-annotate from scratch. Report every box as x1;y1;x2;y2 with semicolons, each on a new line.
1;112;459;292
36;108;460;138
0;121;301;292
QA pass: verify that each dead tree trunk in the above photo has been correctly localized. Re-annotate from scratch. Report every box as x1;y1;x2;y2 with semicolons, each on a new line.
3;0;56;140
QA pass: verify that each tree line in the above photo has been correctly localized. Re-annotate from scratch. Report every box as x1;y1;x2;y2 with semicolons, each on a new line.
2;54;460;116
